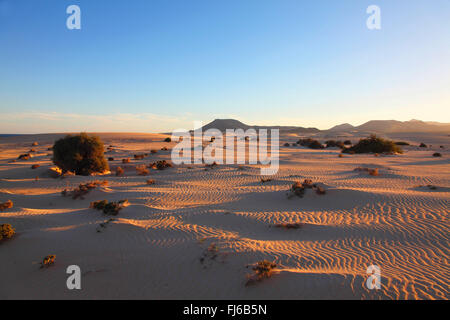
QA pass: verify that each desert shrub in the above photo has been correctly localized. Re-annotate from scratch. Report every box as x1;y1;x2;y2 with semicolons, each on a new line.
419;143;427;148
115;166;124;176
0;224;15;241
261;177;272;183
136;165;150;175
61;180;108;199
343;140;352;145
440;146;444;149
354;167;379;176
29;148;36;153
108;157;114;161
122;158;130;164
325;140;344;148
433;153;442;157
273;223;303;229
31;164;40;169
150;149;158;154
302;179;314;188
368;168;379;176
134;154;145;160
153;160;173;170
343;135;402;154
40;255;56;268
0;200;13;211
290;182;305;198
90;199;129;215
53;133;109;175
146;179;156;185
18;153;32;160
161;147;168;151
32;142;39;146
164;137;171;142
297;138;324;149
395;141;410;146
246;260;277;286
315;186;326;195
338;154;343;158
283;143;290;147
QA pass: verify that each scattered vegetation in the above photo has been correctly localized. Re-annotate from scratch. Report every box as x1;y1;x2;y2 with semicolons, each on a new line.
325;140;344;148
354;167;379;176
53;133;109;175
288;180;326;198
0;224;15;241
395;141;410;146
146;179;155;185
40;255;56;268
134;154;145;160
18;153;32;160
136;165;150;175
261;177;272;183
122;158;131;164
199;243;219;266
297;138;324;149
164;137;172;142
31;164;40;169
108;157;114;161
115;166;124;176
342;135;402;154
0;200;13;211
246;260;277;286
32;142;39;146
150;149;158;154
273;223;303;229
61;180;109;199
338;154;343;158
161;146;169;151
419;143;427;148
433;153;442;157
150;160;173;170
283;143;290;147
90;199;130;215
96;218;116;233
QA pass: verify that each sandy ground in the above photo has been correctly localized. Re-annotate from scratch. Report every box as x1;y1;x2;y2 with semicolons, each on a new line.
0;132;449;300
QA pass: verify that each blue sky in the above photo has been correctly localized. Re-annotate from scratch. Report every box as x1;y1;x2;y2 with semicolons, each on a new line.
0;0;449;133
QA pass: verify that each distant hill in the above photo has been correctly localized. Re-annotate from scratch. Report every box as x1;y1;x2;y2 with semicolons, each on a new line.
199;119;320;133
327;123;355;132
355;119;450;133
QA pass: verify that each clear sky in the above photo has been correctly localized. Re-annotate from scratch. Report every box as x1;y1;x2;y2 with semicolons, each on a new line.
0;0;449;133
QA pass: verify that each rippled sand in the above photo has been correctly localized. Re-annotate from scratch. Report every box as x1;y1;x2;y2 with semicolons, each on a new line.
0;133;448;299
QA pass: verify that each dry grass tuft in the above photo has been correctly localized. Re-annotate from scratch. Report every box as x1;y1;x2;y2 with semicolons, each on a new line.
31;164;40;169
136;165;150;176
261;177;272;183
61;180;108;199
146;179;156;185
0;200;14;212
40;255;56;268
18;153;32;160
90;199;130;215
246;260;277;286
122;158;131;164
0;224;15;241
433;153;442;157
115;166;124;176
150;149;158;154
273;223;303;229
134;154;145;160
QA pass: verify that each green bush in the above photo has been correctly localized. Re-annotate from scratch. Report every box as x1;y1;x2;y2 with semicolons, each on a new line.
342;135;402;154
52;133;109;175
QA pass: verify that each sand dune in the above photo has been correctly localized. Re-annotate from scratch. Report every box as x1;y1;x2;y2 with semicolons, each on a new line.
0;133;448;299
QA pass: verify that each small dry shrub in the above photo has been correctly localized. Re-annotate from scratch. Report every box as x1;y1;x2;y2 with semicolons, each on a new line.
150;149;158;154
108;157;114;161
355;167;379;176
155;160;173;170
122;158;131;164
0;224;15;241
134;154;145;160
31;164;40;169
315;186;326;195
368;168;379;176
32;142;39;146
273;223;303;229
90;199;129;215
29;148;36;153
161;147;169;151
40;255;56;268
338;154;343;158
0;200;13;211
283;143;290;147
116;166;124;176
146;179;156;185
302;179;314;188
261;177;272;183
246;260;277;286
18;153;32;160
61;180;108;199
164;137;171;142
433;153;442;157
136;165;150;176
419;143;427;148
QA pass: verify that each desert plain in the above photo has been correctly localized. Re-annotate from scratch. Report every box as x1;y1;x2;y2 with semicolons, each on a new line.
0;131;449;299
